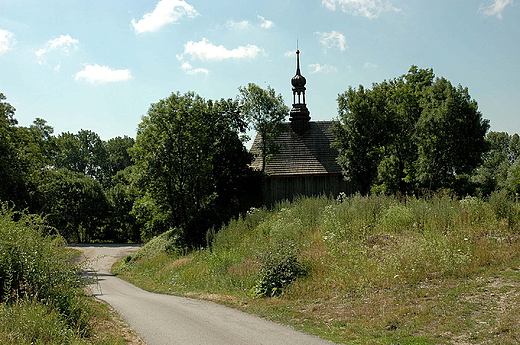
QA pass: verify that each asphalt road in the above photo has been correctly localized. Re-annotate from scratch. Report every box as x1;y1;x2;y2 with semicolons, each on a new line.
74;245;336;345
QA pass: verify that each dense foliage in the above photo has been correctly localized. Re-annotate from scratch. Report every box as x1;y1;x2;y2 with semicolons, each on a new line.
0;205;140;344
472;131;520;195
238;83;288;172
334;66;490;195
0;205;91;341
0;91;261;245
131;92;257;244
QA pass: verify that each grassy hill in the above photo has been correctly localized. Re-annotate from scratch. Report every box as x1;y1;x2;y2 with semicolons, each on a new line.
115;193;520;344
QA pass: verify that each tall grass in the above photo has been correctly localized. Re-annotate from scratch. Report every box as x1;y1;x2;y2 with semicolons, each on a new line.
0;204;135;344
0;204;90;328
0;299;86;345
116;193;520;343
120;193;520;295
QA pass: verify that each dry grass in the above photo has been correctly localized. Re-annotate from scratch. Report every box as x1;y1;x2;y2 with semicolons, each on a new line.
87;298;146;345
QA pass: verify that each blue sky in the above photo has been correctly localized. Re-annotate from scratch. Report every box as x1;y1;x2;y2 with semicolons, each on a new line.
0;0;519;143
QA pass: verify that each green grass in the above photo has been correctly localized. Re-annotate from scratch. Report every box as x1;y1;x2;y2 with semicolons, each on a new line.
0;204;142;345
114;193;520;344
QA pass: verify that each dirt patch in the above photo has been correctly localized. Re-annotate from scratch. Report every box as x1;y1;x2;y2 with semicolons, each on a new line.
158;257;193;274
452;268;520;344
185;292;238;304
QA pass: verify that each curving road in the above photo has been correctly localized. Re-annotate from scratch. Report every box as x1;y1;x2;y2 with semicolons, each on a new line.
74;245;336;345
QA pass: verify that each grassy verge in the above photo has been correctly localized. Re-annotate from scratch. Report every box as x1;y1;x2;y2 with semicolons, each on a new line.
0;204;143;345
114;193;520;344
0;296;144;345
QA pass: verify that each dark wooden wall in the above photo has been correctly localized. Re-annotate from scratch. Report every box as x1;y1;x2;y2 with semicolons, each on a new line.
260;174;355;205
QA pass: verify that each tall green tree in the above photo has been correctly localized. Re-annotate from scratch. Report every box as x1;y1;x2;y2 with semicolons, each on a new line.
105;166;140;242
472;131;520;195
0;95;54;208
415;78;489;191
0;93;27;205
103;136;135;184
131;92;253;244
35;168;110;242
53;130;107;182
238;83;288;172
334;66;489;195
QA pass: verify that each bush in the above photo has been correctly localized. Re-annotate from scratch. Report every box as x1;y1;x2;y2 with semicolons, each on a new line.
251;241;306;297
0;204;88;332
489;189;520;230
120;228;182;267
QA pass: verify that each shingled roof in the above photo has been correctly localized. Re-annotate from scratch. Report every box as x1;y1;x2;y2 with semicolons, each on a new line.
250;121;342;176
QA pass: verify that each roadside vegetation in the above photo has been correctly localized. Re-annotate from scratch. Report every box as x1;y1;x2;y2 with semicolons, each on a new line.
0;205;142;344
115;193;520;344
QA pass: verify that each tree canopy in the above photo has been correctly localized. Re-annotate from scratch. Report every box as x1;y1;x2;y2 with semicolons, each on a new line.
131;91;254;245
238;83;288;172
334;66;490;195
472;131;520;195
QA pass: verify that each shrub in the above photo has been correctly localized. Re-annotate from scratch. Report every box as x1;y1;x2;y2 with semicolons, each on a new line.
489;189;520;230
0;204;88;332
251;241;306;297
121;228;182;265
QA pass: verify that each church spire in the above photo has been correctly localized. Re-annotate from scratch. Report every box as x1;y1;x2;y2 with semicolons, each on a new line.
290;49;310;135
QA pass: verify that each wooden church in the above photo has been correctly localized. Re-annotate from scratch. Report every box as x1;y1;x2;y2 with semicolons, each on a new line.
250;50;353;205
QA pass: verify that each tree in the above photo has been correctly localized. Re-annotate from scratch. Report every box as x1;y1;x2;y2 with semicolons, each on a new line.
334;66;489;195
472;131;520;195
104;166;140;242
35;168;110;242
333;84;392;195
238;83;288;172
0;93;27;205
0;96;54;208
53;130;107;182
130;92;253;245
103;136;135;183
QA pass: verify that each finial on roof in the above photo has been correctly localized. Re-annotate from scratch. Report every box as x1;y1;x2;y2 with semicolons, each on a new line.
291;49;306;88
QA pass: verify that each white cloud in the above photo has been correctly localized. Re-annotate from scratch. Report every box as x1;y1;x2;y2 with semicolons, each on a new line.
309;63;338;74
226;19;251;29
0;29;15;56
131;0;198;34
284;50;296;57
258;15;275;29
322;0;399;18
181;38;263;61
364;62;378;68
75;64;132;84
181;61;209;75
480;0;513;19
35;35;79;65
226;16;274;30
316;31;348;51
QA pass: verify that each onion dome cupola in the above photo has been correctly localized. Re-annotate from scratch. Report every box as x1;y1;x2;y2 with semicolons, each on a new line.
290;49;311;135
